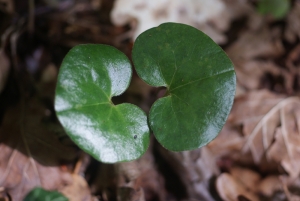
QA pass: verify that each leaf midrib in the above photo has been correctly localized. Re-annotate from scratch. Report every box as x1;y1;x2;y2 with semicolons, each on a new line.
169;69;234;92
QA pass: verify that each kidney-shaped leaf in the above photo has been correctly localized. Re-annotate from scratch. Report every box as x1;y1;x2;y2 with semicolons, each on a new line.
24;187;68;201
55;44;150;163
132;23;236;151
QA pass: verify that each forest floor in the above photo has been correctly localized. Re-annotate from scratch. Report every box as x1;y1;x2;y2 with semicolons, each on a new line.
1;0;300;200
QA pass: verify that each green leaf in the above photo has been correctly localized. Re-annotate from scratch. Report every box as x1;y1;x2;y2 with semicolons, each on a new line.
258;0;290;19
55;44;150;163
24;187;68;201
132;23;236;151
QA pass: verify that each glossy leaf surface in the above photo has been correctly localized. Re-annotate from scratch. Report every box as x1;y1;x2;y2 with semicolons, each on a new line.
24;187;68;201
55;44;150;163
132;23;236;151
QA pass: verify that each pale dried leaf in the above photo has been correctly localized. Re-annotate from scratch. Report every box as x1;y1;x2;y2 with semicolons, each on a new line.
230;167;261;192
267;102;300;179
216;173;259;201
228;90;283;126
228;90;285;162
233;90;300;178
60;174;94;201
257;176;281;196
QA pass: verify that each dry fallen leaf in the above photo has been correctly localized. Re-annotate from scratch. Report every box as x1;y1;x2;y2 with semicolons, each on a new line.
284;1;300;43
233;60;291;92
60;174;94;201
0;95;77;200
266;101;300;179
228;90;284;163
226;27;284;61
225;22;291;94
257;176;281;196
0;143;73;201
230;167;261;193
230;90;300;179
216;173;259;201
207;124;245;159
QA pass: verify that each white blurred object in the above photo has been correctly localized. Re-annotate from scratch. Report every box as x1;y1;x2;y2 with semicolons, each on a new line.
111;0;229;44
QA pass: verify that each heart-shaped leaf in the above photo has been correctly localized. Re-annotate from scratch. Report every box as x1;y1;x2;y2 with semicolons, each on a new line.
24;187;68;201
55;44;150;163
132;23;236;151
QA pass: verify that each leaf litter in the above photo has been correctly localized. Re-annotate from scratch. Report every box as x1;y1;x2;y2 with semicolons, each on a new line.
1;0;300;200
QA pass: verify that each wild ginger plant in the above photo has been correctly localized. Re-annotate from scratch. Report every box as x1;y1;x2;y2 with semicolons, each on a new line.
54;23;236;163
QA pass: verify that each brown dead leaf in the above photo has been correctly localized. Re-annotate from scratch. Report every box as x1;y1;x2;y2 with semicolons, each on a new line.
207;124;247;170
225;23;290;93
286;44;300;92
226;27;284;61
0;143;73;200
216;173;259;201
207;124;245;159
234;60;292;92
284;2;300;43
0;95;77;200
286;44;300;70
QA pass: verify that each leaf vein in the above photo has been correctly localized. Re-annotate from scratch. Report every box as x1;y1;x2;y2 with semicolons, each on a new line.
170;69;234;92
